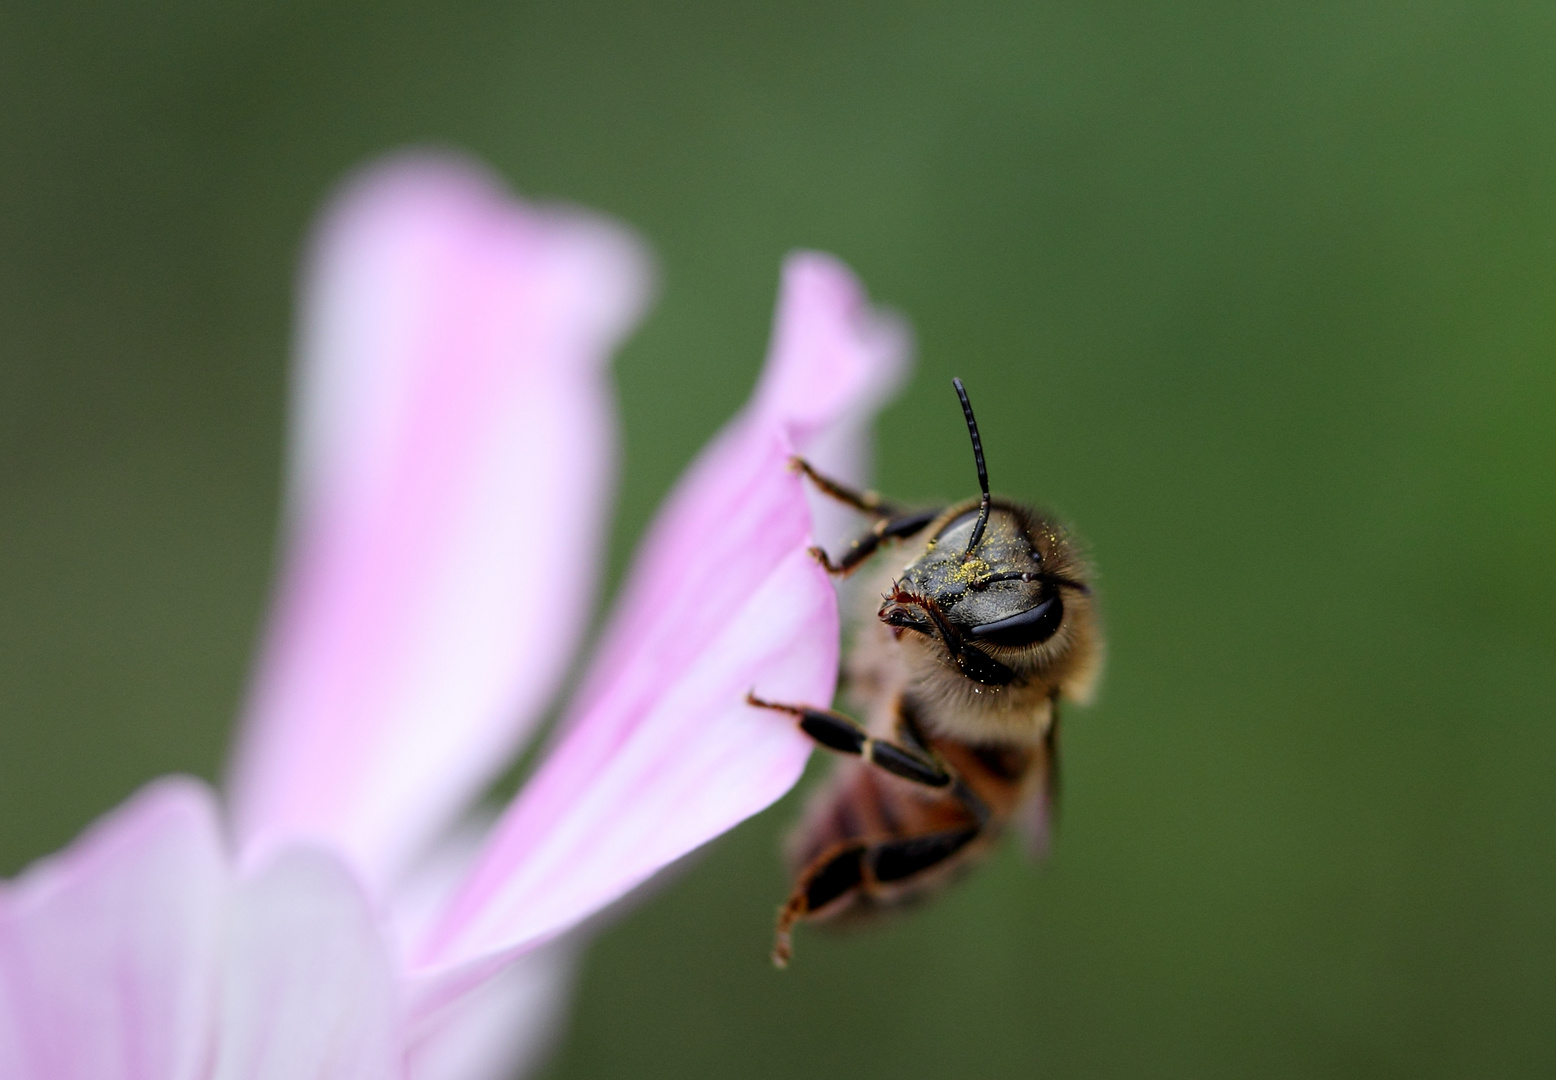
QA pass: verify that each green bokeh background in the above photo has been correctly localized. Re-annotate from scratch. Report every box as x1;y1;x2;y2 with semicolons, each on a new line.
2;2;1553;1076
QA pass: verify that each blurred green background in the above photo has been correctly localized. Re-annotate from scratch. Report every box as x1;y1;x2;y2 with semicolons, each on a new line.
2;1;1554;1076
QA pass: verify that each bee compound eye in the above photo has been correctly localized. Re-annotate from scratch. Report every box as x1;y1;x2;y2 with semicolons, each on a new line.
968;594;1064;648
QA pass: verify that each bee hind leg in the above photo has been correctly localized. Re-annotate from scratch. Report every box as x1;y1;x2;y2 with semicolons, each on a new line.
773;826;982;968
773;841;867;968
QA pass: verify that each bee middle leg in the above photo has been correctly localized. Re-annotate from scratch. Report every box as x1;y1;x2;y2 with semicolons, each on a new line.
746;694;955;790
771;825;982;967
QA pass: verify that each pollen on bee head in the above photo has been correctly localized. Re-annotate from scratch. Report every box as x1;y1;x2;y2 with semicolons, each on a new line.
948;558;991;585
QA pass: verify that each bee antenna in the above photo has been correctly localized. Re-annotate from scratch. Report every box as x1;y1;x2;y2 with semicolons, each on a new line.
952;377;991;559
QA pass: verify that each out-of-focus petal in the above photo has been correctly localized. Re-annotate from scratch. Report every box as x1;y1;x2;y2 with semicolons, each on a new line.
384;820;577;1080
412;253;905;995
385;817;578;1080
0;778;225;1080
405;942;576;1080
212;849;401;1080
230;155;653;890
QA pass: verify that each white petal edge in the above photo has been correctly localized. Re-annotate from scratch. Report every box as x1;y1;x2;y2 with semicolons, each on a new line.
405;941;577;1080
212;848;402;1080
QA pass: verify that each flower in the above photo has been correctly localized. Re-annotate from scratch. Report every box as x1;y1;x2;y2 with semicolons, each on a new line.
0;155;908;1079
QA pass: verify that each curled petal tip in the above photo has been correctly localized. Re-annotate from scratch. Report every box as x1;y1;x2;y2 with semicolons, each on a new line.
756;251;912;441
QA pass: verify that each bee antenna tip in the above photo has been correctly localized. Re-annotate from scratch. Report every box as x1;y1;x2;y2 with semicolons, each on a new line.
952;378;991;558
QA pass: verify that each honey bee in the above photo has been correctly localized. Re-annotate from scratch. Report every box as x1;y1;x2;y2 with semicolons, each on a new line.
748;378;1102;967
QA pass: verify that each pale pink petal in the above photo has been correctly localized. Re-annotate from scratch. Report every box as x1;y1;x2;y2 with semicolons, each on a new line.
230;154;653;890
412;253;906;992
0;778;225;1080
212;849;401;1080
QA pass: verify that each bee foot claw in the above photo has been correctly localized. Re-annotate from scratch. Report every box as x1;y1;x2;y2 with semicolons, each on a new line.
771;936;793;969
807;546;845;575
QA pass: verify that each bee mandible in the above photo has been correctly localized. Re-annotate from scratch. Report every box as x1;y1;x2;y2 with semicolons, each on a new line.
748;378;1103;967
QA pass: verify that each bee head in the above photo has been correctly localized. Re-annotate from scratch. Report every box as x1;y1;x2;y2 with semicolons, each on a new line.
876;380;1091;687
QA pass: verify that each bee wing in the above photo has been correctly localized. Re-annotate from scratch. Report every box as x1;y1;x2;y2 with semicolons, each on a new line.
1011;734;1059;862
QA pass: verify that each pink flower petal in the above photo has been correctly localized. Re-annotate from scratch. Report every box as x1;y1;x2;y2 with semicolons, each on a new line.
212;849;401;1080
230;155;653;890
385;819;577;1080
412;253;908;990
0;778;225;1080
405;942;576;1080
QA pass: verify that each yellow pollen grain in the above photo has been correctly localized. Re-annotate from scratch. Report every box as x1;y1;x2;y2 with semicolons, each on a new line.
948;558;991;585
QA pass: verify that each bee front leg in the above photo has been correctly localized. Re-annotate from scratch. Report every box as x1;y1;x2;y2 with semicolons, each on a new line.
808;508;943;577
791;457;941;577
790;457;896;517
746;694;953;789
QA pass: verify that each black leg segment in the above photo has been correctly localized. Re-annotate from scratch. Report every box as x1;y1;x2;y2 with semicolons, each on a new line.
773;825;986;967
871;826;980;883
868;741;952;787
796;709;866;754
793;457;939;577
805;844;867;910
791;457;896;516
746;694;951;790
810;508;941;577
773;839;869;968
